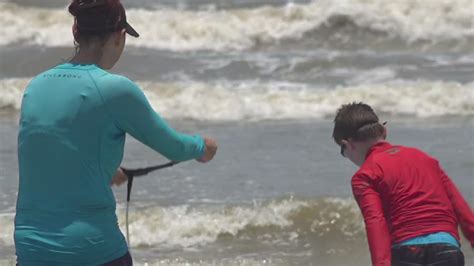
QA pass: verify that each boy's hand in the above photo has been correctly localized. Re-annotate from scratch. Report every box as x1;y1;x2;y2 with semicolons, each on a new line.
197;137;217;163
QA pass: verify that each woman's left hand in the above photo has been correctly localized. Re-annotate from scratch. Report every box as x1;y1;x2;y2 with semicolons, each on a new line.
110;167;129;186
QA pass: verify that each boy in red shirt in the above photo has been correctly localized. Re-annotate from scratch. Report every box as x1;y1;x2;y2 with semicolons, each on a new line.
332;102;473;266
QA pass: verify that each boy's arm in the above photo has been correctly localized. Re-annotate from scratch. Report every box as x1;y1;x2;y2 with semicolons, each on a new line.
352;173;391;266
439;165;474;247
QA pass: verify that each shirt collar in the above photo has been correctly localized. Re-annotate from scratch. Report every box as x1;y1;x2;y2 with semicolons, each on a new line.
365;141;391;160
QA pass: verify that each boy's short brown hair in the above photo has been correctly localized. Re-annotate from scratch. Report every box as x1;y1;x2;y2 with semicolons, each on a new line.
332;102;385;146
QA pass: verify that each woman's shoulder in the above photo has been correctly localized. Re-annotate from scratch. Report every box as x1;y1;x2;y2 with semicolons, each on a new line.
92;71;143;100
92;70;136;87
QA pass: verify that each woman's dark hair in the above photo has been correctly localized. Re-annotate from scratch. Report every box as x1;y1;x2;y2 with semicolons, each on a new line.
332;102;385;145
68;0;123;45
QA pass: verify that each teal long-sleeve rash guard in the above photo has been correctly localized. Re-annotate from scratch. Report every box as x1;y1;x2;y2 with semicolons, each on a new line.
15;63;205;265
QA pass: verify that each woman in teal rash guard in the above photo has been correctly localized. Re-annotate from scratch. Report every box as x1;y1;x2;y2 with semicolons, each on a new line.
14;0;218;265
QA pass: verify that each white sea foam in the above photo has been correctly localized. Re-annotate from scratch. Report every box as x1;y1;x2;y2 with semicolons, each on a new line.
0;214;14;247
0;197;362;249
0;78;28;110
115;197;362;248
1;0;473;51
118;198;310;248
1;78;473;120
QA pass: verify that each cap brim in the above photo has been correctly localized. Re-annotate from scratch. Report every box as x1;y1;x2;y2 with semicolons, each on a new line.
125;22;139;38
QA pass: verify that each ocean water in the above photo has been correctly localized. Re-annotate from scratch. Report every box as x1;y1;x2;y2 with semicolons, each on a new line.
0;0;473;265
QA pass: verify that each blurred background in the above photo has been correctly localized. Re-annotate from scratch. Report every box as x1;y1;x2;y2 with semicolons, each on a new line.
1;0;473;265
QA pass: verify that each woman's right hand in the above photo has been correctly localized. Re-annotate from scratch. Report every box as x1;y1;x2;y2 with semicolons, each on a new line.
197;137;217;163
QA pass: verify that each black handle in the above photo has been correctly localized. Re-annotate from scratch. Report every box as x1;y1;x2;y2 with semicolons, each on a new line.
121;161;178;202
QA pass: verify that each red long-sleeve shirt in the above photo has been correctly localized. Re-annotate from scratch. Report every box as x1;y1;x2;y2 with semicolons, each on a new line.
351;142;474;266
